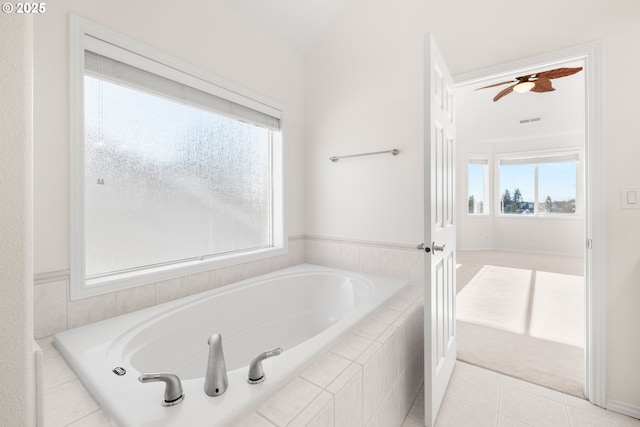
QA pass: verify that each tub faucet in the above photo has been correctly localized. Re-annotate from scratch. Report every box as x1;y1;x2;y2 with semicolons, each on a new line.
204;333;228;397
138;373;184;406
247;347;284;384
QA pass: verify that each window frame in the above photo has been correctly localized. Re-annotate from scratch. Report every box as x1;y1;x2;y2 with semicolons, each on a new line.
69;15;287;300
466;154;491;216
495;148;582;219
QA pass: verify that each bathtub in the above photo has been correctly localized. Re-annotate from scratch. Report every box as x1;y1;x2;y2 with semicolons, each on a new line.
53;264;408;426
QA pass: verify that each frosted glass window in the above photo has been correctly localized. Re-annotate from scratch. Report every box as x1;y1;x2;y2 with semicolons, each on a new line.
84;76;272;278
70;19;284;299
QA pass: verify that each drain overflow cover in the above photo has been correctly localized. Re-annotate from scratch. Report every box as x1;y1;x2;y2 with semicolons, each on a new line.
112;366;126;376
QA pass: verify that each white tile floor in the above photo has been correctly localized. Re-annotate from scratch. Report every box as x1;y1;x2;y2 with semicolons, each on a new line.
41;335;640;427
402;362;640;427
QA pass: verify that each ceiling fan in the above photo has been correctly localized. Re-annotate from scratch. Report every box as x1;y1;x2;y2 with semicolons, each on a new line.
476;67;583;102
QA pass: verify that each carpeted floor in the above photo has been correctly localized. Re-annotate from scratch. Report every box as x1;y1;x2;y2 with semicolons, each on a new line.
455;250;586;398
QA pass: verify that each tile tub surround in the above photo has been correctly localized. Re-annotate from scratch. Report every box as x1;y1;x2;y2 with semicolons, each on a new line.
304;237;425;285
234;284;425;427
39;281;425;426
35;235;427;425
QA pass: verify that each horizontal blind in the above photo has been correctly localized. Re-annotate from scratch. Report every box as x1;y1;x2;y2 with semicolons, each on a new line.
84;47;280;131
499;151;579;166
468;158;489;165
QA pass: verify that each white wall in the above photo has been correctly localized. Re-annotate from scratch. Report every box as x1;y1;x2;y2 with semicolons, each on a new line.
304;1;427;245
0;15;37;426
457;134;585;257
33;0;306;275
305;0;640;409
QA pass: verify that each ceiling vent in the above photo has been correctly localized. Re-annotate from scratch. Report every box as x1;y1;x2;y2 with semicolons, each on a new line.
520;116;542;124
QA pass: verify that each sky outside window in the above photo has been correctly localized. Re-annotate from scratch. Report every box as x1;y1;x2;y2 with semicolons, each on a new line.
468;163;485;214
499;159;577;215
538;161;577;203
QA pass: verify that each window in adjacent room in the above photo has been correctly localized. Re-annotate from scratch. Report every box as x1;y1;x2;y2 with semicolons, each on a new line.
467;156;490;215
498;150;579;216
70;17;285;298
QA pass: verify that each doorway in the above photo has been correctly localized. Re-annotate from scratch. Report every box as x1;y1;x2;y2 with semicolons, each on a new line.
451;42;606;406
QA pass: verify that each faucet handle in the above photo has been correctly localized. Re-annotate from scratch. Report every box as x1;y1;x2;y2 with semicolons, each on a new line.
138;373;184;406
248;347;284;384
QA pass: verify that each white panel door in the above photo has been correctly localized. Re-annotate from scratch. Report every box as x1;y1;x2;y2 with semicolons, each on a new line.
424;34;457;427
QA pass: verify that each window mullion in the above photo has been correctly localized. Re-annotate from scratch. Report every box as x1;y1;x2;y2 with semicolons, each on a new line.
534;164;539;216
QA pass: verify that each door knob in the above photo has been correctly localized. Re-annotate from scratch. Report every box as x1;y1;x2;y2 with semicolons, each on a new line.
417;243;431;253
432;242;446;252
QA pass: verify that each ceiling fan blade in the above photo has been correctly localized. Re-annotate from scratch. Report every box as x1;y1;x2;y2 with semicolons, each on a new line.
530;78;555;93
535;67;583;80
493;85;514;102
476;80;515;90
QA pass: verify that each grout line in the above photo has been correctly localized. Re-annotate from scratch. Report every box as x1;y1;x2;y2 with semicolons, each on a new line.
256;412;276;427
283;387;324;426
402;414;424;426
299;375;326;393
359;363;365;427
496;377;503;427
257;410;279;427
444;385;501;417
315;397;334;427
563;396;574;427
63;408;104;427
499;414;536;427
44;375;79;393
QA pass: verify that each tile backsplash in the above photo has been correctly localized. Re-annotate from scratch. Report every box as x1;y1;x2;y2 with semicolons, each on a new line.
305;237;425;284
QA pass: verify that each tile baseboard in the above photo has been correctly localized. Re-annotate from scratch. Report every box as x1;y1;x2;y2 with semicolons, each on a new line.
606;399;640;420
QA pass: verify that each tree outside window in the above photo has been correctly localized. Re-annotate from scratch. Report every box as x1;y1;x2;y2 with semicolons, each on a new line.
498;152;578;217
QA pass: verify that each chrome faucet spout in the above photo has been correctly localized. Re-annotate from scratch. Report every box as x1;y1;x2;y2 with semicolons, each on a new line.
204;333;228;397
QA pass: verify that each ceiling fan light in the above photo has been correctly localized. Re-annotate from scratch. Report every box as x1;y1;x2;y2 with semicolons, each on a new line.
513;81;535;93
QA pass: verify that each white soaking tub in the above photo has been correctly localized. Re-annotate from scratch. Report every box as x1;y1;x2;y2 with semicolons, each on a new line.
53;264;408;426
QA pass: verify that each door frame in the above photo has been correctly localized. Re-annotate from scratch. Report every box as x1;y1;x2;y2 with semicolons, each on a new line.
452;41;606;407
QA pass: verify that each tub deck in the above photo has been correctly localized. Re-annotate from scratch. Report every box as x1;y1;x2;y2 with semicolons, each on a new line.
54;264;411;427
